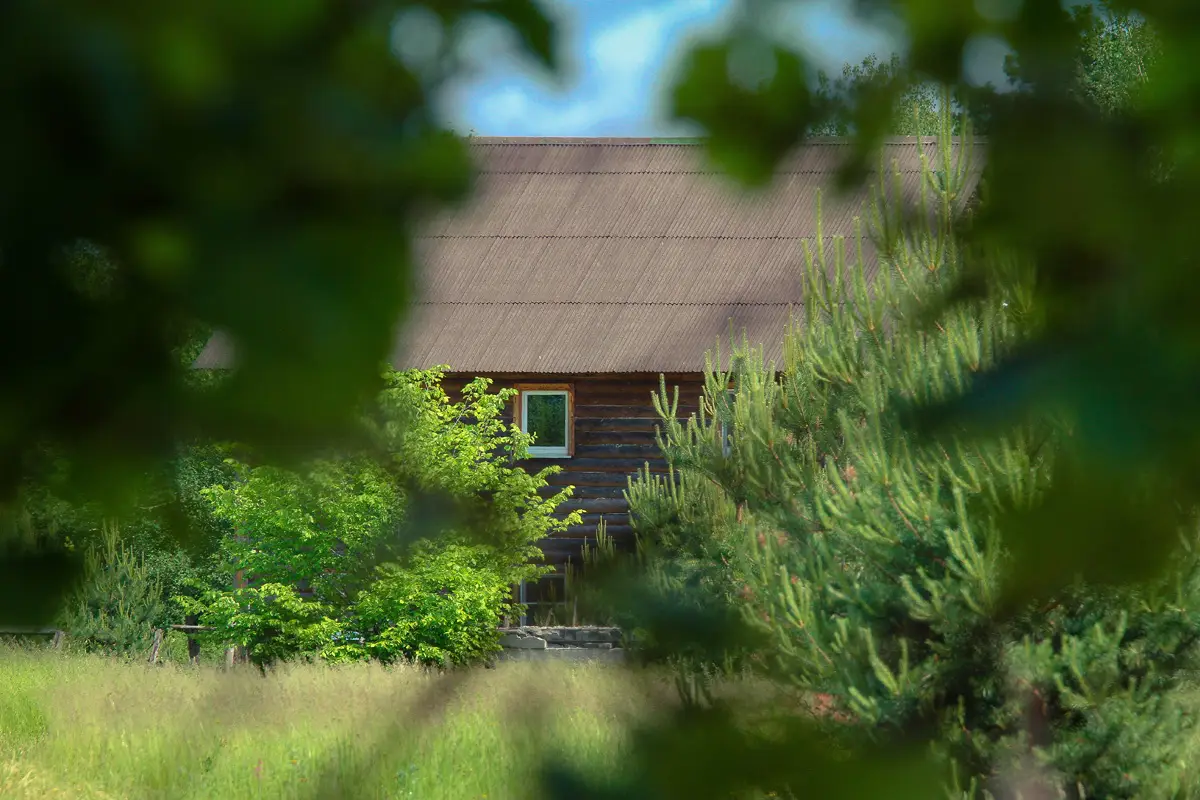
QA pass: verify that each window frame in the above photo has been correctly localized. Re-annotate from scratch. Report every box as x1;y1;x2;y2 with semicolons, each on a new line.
514;383;574;459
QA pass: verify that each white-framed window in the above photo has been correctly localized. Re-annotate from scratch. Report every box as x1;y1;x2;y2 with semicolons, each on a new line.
516;385;573;458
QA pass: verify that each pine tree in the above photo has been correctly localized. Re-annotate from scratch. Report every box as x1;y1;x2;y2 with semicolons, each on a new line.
627;109;1200;798
58;521;167;658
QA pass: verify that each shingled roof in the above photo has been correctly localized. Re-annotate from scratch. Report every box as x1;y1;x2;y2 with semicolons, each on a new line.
195;136;977;373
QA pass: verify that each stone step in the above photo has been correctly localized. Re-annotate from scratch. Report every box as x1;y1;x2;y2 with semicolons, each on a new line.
497;647;626;664
498;626;626;645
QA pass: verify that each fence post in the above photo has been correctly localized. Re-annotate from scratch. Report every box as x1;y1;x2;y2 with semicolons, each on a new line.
51;630;64;651
185;614;201;665
148;628;164;664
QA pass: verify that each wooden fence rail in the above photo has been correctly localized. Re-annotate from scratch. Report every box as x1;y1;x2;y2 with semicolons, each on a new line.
0;624;230;666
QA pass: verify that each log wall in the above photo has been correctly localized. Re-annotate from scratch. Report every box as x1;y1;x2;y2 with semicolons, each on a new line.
441;372;707;573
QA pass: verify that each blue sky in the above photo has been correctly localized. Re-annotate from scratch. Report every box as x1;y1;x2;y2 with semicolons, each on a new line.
438;0;1011;137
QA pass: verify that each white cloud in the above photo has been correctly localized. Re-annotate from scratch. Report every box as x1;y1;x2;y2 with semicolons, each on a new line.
449;0;727;136
445;0;943;136
550;2;717;133
769;0;901;73
476;85;533;129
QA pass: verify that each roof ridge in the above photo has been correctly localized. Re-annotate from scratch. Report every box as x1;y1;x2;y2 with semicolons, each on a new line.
416;234;855;240
464;136;979;145
413;301;804;306
472;169;927;176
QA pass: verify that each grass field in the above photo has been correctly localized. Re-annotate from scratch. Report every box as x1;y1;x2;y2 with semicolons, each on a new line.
0;646;687;799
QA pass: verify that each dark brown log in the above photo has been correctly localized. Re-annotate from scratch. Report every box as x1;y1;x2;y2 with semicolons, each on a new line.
574;430;661;446
576;391;701;408
573;376;703;389
539;535;639;562
444;372;703;383
573;444;662;458
563;521;635;534
523;457;665;471
546;467;664;482
539;484;628;500
577;418;665;432
559;498;629;514
576;405;696;419
576;509;629;522
546;485;627;499
573;379;700;391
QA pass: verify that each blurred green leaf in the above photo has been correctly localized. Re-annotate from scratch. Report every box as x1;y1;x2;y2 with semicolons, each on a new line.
893;0;979;82
478;0;557;71
996;463;1183;608
545;705;942;800
671;37;816;186
906;318;1200;596
0;0;561;621
0;549;84;627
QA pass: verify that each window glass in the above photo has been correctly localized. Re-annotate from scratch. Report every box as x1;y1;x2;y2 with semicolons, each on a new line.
525;392;567;449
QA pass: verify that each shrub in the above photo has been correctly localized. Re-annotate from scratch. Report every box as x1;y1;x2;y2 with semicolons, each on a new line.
182;367;580;666
333;542;516;666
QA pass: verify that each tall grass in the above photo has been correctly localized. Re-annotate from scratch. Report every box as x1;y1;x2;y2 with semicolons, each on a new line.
0;646;678;799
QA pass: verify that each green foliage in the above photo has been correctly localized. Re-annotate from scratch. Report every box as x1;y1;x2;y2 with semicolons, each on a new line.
526;393;568;449
182;367;580;666
7;441;233;634
810;54;954;137
57;522;167;657
5;0;1198;796
668;0;1200;591
807;10;1158;141
336;542;515;666
672;36;815;186
181;583;341;666
1004;3;1160;115
0;0;560;626
623;126;1200;798
374;367;578;563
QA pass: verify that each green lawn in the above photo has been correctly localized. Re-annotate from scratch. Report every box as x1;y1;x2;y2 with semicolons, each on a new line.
0;647;682;799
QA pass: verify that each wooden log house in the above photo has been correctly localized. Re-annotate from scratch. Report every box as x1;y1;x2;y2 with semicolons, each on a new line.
197;136;969;613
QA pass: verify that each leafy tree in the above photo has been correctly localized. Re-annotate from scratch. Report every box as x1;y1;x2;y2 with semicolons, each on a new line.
1003;2;1160;115
0;0;560;626
812;5;1159;140
180;368;581;667
335;541;517;666
810;54;950;137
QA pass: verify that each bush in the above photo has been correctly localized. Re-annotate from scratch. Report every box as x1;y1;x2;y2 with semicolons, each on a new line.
333;542;516;666
182;367;580;667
